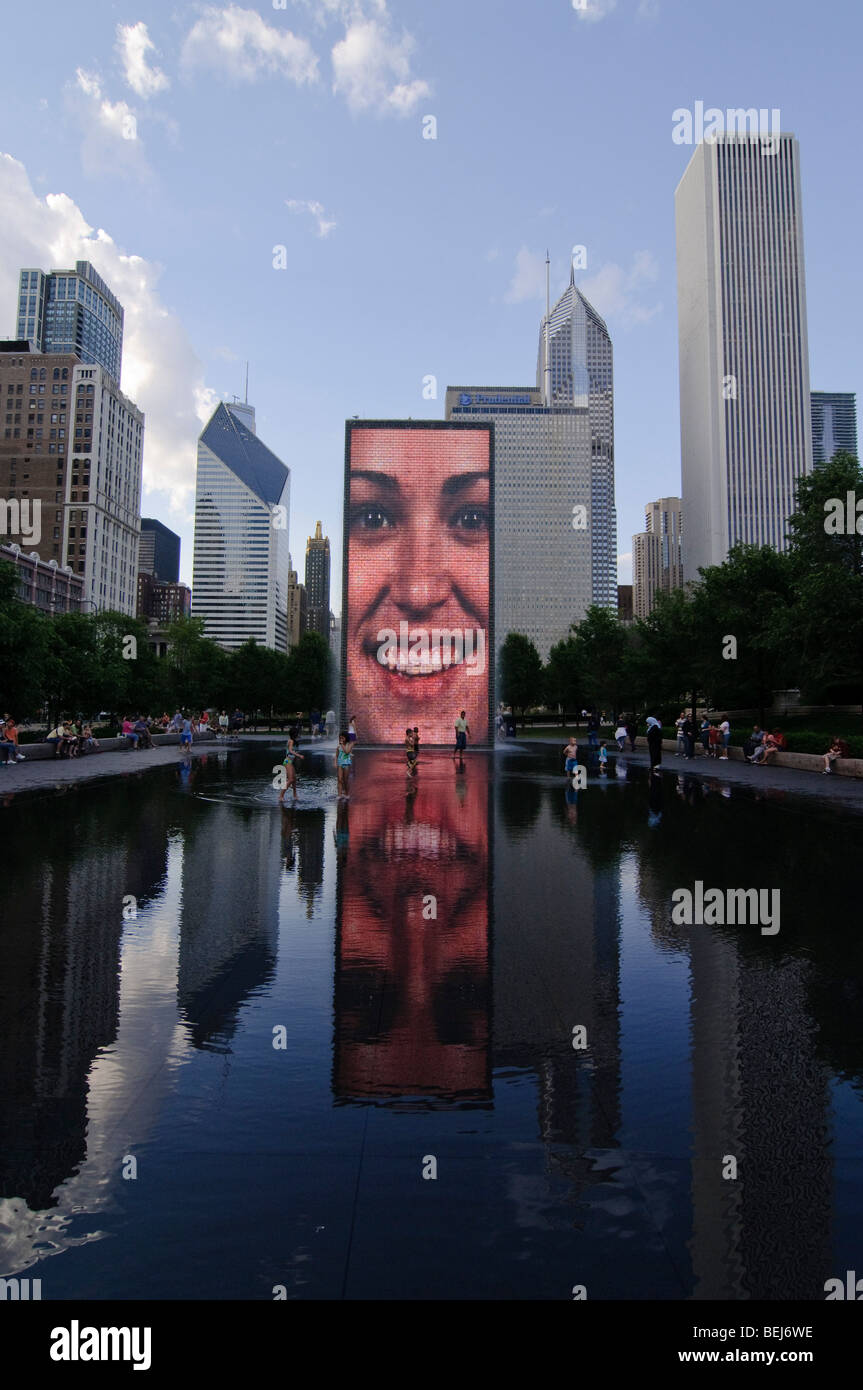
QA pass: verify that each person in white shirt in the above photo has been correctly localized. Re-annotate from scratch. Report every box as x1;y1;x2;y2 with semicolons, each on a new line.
719;718;731;760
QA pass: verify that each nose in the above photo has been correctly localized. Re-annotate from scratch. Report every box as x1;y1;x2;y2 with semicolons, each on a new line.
389;519;450;617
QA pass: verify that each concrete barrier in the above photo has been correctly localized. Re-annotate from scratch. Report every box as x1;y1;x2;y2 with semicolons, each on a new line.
17;730;218;761
656;737;863;778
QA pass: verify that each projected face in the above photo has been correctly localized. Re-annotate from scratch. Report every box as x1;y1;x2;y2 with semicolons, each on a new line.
344;426;492;745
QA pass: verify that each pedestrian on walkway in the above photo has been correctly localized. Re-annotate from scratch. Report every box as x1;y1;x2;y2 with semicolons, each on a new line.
682;713;696;760
614;721;627;751
646;716;663;770
719;718;731;759
675;712;687;756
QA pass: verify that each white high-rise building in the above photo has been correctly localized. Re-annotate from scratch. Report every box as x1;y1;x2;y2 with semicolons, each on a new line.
676;134;813;581
72;361;143;615
191;401;290;651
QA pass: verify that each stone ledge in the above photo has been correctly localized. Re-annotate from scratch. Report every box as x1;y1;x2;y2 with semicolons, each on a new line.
17;730;218;761
657;738;862;777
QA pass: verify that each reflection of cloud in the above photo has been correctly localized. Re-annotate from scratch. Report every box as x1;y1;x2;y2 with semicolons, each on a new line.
116;21;170;99
71;69;146;179
286;198;337;238
580;251;662;328
504;246;546;304
0;154;217;512
181;4;319;84
332;16;429;115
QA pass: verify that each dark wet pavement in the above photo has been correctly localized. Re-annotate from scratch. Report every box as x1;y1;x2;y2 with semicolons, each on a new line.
1;742;861;1299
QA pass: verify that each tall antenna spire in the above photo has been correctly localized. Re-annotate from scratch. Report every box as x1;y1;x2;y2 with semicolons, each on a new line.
244;361;249;404
544;250;551;408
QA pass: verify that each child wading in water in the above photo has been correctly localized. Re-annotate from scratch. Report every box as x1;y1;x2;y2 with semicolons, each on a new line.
278;736;304;805
335;732;353;798
563;735;579;778
598;740;609;775
404;727;418;776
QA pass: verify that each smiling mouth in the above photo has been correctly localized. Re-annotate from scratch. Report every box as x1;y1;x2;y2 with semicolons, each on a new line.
372;648;465;678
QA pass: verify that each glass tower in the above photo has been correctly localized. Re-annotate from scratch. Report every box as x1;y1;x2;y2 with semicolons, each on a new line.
191;402;290;651
17;262;124;387
811;392;857;466
537;267;616;612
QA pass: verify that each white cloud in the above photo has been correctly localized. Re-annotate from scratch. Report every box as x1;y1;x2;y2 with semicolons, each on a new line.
285;198;337;237
332;17;429;116
214;345;239;361
504;246;547;304
181;5;319;84
116;22;170;99
579;250;662;327
0;153;216;518
71;69;146;178
573;0;618;21
617;552;632;585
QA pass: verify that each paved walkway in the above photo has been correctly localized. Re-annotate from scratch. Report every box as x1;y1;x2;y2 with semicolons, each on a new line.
0;740;230;802
604;746;863;811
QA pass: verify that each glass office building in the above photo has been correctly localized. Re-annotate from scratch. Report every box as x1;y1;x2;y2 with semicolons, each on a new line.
17;262;124;387
811;392;857;466
445;275;616;661
191;402;290;651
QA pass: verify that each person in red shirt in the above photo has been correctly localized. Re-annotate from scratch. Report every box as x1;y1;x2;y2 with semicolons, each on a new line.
823;735;850;774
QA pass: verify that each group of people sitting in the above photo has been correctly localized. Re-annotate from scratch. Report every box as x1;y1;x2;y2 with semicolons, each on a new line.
46;718;101;759
0;714;27;766
741;725;787;765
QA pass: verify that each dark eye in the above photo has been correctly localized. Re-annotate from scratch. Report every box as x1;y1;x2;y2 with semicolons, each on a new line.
352;504;393;530
451;505;488;531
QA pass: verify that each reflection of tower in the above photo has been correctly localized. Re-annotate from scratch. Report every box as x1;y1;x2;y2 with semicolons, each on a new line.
296;809;325;919
333;756;491;1103
493;784;622;1156
177;805;282;1050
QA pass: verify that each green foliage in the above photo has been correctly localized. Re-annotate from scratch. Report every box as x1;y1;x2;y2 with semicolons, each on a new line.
498;632;543;717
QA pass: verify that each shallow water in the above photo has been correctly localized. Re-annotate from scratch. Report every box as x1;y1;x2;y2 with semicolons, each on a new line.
1;743;861;1300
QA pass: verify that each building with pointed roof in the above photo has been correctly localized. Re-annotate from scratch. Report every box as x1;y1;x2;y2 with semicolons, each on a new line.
191;400;290;651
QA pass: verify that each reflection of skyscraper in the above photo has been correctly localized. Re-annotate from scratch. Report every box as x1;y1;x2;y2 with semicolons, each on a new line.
191;401;290;650
334;757;491;1103
177;804;281;1050
0;788;168;1211
296;808;325;919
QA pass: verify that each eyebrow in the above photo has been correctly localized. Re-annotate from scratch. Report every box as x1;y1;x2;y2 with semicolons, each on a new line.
350;469;400;491
441;470;489;496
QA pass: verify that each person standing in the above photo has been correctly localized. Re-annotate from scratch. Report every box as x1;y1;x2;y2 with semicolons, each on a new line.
453;709;470;757
335;732;353;797
719;717;731;760
646;716;663;770
682;712;696;760
563;734;579;778
278;736;304;804
675;712;687;756
614;720;627;752
180;714;193;753
348;716;358;745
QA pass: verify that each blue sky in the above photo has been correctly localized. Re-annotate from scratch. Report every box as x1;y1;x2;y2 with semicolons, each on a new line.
1;0;861;602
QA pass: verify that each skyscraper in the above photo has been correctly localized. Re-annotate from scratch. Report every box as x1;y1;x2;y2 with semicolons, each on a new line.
191;401;290;651
811;391;857;466
0;344;143;614
304;520;331;638
632;496;683;618
287;562;306;649
17;262;124;386
676;134;812;580
139;518;180;582
445;274;616;661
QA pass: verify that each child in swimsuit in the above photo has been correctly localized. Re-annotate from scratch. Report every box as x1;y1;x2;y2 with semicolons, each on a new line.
335;733;353;798
278;737;304;804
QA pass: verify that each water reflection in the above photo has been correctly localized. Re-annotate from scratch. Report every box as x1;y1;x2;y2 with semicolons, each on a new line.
333;754;491;1105
0;749;861;1299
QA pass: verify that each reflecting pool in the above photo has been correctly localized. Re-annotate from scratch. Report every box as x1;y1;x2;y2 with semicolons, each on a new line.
1;743;862;1299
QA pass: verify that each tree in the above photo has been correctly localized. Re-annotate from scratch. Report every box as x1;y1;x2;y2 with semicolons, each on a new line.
544;634;582;723
0;560;53;717
498;632;543;725
785;452;863;702
290;631;332;715
569;606;633;716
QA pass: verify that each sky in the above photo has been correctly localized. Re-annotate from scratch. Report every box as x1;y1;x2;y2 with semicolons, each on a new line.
1;0;861;604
